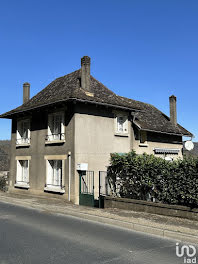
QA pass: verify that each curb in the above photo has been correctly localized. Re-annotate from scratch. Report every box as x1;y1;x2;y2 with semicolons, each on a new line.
0;195;198;244
55;208;198;244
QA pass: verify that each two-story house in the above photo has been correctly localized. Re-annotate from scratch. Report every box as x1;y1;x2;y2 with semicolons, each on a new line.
0;56;192;205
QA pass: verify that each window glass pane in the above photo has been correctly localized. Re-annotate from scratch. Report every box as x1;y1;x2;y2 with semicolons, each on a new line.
117;116;124;132
17;160;28;183
47;160;62;187
48;114;63;140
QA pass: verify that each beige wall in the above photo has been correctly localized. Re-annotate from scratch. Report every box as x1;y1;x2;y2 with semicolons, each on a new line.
74;105;132;203
133;140;183;159
8;102;184;205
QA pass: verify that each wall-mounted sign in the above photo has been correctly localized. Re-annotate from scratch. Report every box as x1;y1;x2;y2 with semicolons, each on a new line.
76;163;88;171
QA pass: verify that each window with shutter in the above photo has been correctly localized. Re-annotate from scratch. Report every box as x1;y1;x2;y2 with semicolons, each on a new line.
47;160;62;188
47;112;65;142
16;119;30;145
16;160;29;185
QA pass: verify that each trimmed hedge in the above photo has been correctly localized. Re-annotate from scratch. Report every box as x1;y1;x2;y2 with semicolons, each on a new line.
107;151;198;208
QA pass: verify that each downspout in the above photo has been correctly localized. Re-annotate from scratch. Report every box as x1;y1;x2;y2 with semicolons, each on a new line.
68;151;71;202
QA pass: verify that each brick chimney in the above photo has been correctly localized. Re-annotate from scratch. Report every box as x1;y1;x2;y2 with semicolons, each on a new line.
169;95;177;125
23;82;30;104
81;56;91;92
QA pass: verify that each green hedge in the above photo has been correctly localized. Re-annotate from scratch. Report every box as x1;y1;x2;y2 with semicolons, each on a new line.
107;151;198;208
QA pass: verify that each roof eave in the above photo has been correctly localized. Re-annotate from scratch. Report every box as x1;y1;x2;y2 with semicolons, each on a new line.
0;97;144;119
133;121;193;137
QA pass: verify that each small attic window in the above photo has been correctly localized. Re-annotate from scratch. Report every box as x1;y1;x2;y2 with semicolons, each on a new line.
140;131;147;143
115;114;128;135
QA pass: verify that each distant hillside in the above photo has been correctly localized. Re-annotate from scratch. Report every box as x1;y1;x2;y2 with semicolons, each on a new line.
0;140;10;171
183;142;198;157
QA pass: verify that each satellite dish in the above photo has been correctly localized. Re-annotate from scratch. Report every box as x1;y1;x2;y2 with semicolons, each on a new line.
184;141;194;151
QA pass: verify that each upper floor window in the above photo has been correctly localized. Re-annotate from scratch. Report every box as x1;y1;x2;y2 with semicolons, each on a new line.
46;112;65;142
115;115;128;134
140;131;147;144
16;119;30;145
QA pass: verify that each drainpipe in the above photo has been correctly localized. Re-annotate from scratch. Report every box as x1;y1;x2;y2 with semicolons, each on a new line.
68;151;71;202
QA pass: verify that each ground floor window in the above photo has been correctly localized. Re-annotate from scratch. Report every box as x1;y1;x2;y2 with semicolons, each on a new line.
47;160;62;188
16;160;29;185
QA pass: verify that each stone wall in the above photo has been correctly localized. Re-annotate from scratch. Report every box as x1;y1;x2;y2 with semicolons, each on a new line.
104;196;198;221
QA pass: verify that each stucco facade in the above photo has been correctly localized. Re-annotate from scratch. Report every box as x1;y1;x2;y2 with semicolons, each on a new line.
7;102;184;204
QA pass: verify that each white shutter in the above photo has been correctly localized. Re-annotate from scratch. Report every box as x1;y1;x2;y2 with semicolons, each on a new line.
16;121;21;144
48;115;53;141
16;161;22;183
47;160;53;186
27;121;30;144
61;113;65;140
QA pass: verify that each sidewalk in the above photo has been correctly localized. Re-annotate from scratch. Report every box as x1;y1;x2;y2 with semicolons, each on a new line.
0;192;197;244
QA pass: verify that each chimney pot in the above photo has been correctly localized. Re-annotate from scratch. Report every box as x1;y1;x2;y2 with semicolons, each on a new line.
23;82;30;104
81;56;91;92
169;95;177;125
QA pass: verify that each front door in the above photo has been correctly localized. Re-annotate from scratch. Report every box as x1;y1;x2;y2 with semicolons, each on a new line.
79;171;94;207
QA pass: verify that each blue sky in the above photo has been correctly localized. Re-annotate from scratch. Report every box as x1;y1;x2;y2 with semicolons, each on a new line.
0;0;197;140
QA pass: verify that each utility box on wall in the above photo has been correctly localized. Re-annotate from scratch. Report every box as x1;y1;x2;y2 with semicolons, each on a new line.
76;163;88;171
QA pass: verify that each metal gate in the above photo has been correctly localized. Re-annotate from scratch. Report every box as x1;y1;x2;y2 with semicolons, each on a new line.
99;171;110;208
79;171;94;207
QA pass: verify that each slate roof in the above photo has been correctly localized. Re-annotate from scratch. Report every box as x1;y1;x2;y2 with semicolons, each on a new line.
0;69;192;136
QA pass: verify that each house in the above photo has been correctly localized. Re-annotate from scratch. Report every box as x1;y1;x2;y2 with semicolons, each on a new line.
0;56;192;205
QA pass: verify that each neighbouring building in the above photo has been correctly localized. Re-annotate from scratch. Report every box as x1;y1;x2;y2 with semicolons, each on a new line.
0;56;193;205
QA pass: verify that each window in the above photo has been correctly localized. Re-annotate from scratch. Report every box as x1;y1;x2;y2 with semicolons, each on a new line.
116;115;128;134
140;131;147;144
16;160;29;186
16;119;30;145
47;112;65;142
46;160;62;188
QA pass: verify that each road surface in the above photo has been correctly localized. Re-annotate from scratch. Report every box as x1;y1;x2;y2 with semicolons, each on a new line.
0;201;194;264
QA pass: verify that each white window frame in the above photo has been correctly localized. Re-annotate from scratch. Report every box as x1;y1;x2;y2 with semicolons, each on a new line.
15;160;30;188
115;114;128;135
16;119;30;145
44;157;65;193
46;112;65;143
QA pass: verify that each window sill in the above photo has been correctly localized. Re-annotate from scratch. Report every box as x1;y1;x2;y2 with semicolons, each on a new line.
45;140;65;145
14;183;30;189
16;143;30;148
44;187;65;194
114;133;129;137
139;143;148;147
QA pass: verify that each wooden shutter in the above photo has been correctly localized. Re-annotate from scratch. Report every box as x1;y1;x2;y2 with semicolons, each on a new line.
61;113;65;140
16;121;21;144
47;160;53;185
48;114;53;141
16;161;22;183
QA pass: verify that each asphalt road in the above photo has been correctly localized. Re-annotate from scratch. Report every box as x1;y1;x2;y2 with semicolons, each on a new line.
0;201;195;264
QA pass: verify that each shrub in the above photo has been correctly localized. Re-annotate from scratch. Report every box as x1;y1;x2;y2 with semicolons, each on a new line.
107;151;198;208
0;176;7;192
